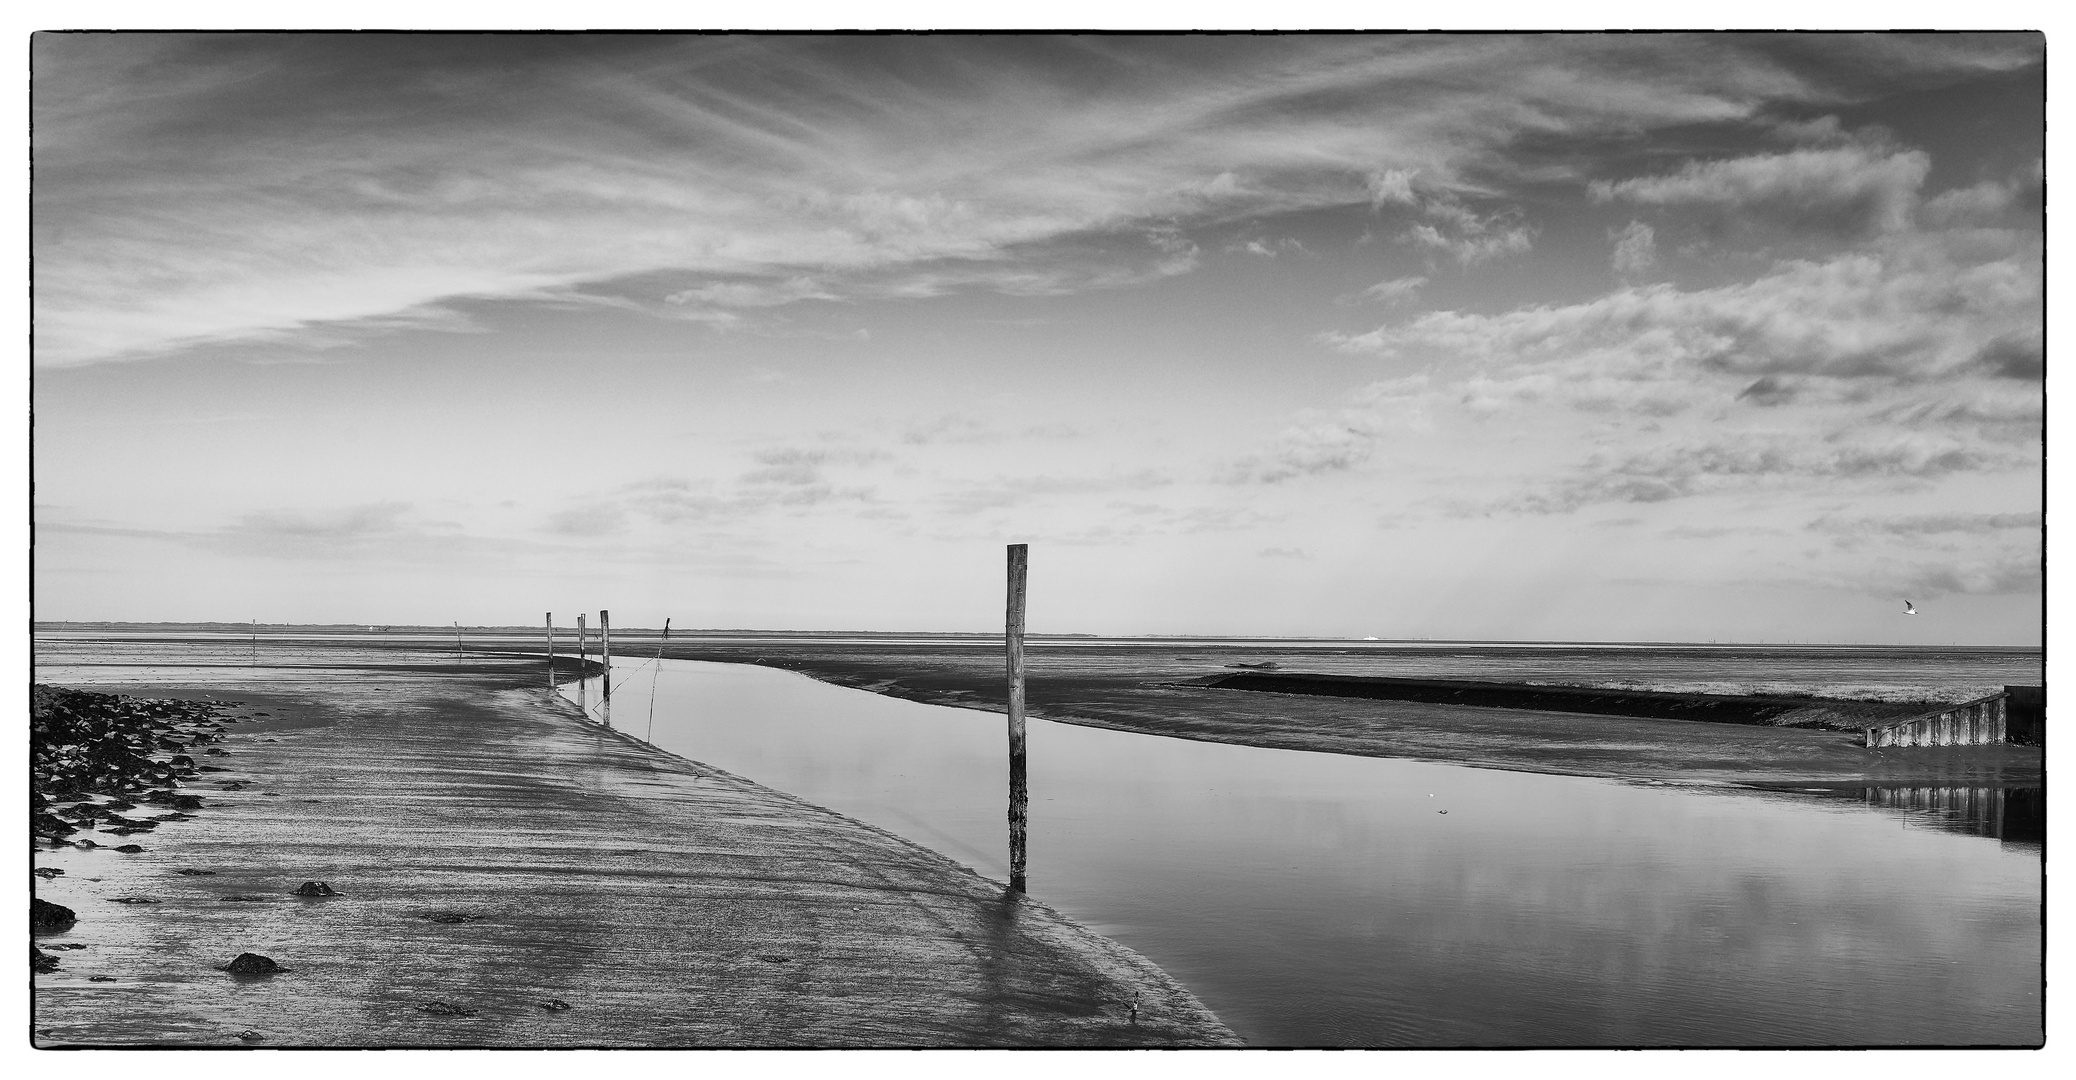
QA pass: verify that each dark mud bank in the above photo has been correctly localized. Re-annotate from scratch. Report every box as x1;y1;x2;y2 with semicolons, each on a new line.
1190;671;1940;729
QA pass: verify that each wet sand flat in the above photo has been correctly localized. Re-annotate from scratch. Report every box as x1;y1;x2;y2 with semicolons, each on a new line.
30;645;1237;1047
617;639;2044;790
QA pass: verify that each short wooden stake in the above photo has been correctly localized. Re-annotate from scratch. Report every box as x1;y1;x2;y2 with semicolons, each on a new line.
545;612;556;691
250;619;257;667
454;621;463;663
600;609;613;728
1006;543;1028;892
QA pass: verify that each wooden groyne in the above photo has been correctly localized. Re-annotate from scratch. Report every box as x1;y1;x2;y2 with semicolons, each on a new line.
1862;685;2045;749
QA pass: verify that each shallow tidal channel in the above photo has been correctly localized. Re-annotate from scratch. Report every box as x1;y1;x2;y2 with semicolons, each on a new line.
567;659;2041;1047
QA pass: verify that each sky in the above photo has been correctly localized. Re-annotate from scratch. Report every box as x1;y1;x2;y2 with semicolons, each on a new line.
29;32;2045;644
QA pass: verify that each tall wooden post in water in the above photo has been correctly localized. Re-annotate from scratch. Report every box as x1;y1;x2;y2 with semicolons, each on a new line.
1006;543;1028;893
545;613;556;691
600;609;613;727
576;614;588;713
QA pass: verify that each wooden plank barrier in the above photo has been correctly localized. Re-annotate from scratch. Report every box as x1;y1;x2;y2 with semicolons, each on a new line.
1864;693;2008;748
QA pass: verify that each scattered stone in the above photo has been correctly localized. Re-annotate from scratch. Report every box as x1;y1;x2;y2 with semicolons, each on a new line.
33;898;77;929
33;867;63;879
420;912;483;924
291;881;339;897
175;868;218;876
219;952;289;975
33;946;59;973
110;897;161;905
541;999;572;1011
220;895;273;903
114;844;147;854
756;954;792;963
415;1001;476;1017
44;942;87;950
236;1030;265;1042
205;748;230;757
72;839;99;849
88;975;118;982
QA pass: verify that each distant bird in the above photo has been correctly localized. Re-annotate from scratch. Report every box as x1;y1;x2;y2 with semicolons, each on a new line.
1903;600;1918;615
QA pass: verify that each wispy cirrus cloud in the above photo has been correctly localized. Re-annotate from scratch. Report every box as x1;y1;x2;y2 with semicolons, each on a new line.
35;34;2040;366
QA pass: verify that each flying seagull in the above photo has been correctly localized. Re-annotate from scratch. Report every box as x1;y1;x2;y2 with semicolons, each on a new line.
1903;600;1918;615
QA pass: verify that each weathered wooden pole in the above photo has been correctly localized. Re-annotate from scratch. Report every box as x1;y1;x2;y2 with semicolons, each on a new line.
576;613;589;713
1006;543;1028;893
600;609;613;727
250;619;258;667
454;621;463;663
545;612;556;691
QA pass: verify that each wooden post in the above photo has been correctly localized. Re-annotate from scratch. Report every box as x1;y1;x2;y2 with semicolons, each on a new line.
1006;543;1028;893
250;619;257;667
576;614;588;713
600;609;613;728
454;621;463;663
545;612;556;692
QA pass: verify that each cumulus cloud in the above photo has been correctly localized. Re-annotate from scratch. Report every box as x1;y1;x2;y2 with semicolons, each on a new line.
1328;237;2039;399
1402;198;1535;266
1360;275;1427;304
1609;220;1656;278
1590;142;1931;236
1495;433;2026;515
1226;375;1434;484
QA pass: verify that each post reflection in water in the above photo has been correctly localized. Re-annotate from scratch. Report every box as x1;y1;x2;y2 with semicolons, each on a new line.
568;660;2043;1048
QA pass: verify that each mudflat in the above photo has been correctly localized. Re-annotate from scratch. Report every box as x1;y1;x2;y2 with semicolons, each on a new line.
29;642;1238;1048
626;638;2044;791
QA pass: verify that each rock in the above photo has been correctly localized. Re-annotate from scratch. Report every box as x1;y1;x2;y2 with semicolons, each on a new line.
33;867;63;879
175;868;218;876
220;895;272;903
291;881;339;897
88;975;117;982
421;912;482;924
110;897;161;905
219;952;289;975
236;1030;265;1042
540;999;572;1011
115;844;147;853
32;898;77;929
71;839;98;849
33;946;59;973
415;1001;475;1017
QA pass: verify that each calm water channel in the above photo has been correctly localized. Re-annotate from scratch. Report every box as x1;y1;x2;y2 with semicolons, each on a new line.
568;659;2040;1047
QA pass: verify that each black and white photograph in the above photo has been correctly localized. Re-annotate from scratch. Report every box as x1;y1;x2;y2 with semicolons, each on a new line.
26;23;2049;1052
